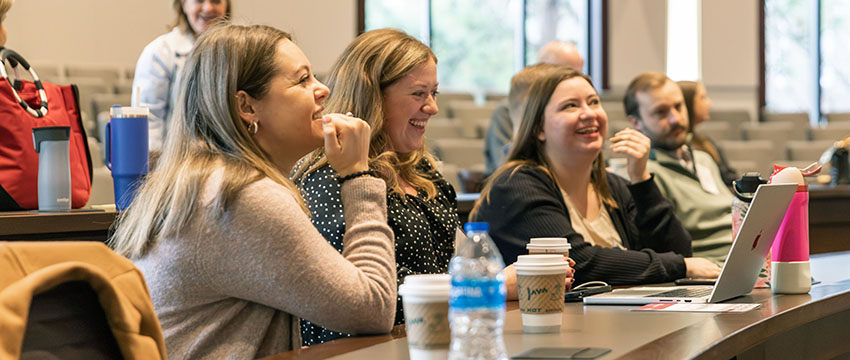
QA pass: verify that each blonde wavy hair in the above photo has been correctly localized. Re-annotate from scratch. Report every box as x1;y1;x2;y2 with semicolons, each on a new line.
110;23;307;259
293;28;440;199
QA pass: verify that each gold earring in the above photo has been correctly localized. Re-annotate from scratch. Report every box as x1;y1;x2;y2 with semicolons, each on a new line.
248;121;258;134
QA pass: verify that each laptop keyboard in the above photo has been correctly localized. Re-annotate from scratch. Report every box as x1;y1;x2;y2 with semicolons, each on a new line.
651;287;712;298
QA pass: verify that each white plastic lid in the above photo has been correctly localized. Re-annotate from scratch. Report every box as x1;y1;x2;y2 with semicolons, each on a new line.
527;237;571;251
771;167;805;185
514;255;569;274
398;274;451;299
515;254;567;265
110;105;149;118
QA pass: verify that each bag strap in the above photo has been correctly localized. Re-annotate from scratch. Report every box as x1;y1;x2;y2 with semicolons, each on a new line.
0;47;49;118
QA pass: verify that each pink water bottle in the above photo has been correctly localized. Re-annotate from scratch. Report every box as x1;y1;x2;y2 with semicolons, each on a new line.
769;166;811;294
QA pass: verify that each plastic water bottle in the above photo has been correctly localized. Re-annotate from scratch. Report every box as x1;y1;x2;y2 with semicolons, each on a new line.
448;222;507;360
732;172;768;287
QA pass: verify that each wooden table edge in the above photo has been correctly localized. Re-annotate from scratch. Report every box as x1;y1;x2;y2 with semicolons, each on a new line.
263;302;519;359
616;282;850;359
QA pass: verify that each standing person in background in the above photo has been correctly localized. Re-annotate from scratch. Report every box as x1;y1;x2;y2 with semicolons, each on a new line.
132;0;230;151
678;80;737;186
292;28;460;346
484;41;584;177
0;0;12;45
625;72;735;264
111;23;397;359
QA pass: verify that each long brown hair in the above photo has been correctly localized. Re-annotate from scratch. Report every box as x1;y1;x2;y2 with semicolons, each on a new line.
677;80;722;163
472;66;617;218
293;28;440;198
171;0;232;35
110;24;306;259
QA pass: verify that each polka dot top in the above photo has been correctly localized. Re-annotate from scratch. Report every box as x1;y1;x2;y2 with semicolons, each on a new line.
295;159;459;347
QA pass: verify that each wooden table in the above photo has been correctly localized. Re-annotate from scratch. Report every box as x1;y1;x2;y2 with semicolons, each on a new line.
457;185;850;254
265;251;850;359
808;185;850;253
0;209;117;242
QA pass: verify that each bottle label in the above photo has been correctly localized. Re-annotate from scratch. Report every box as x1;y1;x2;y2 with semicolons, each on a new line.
449;278;506;309
731;200;748;237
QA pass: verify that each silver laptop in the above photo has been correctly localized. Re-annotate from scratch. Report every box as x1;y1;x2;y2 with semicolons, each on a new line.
584;183;797;305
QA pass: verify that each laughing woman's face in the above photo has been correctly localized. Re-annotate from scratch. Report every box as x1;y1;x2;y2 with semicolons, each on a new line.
381;58;439;154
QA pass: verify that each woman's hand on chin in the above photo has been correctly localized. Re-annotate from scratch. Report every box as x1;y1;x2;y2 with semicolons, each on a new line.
323;113;371;176
609;128;651;183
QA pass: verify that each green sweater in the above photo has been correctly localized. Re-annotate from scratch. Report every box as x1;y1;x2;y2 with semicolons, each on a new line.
646;148;734;263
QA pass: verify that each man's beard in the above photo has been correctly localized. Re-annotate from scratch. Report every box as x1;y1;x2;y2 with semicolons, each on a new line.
648;126;687;151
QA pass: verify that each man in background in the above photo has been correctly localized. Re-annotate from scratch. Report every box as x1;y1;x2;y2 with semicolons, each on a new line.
483;41;584;177
624;72;734;264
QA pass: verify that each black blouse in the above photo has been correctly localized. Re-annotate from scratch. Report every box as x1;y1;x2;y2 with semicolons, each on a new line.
295;159;459;346
473;165;691;285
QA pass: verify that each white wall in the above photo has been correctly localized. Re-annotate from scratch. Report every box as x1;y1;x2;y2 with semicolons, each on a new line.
608;0;668;90
702;0;759;88
233;2;357;74
702;0;759;121
4;0;357;74
607;0;760;119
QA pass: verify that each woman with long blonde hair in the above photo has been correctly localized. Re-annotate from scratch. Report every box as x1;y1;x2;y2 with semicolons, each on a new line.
472;66;720;285
292;28;459;346
111;23;396;358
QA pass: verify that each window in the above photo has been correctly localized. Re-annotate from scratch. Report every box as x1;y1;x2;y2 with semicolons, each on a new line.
820;0;850;113
764;0;850;122
764;0;813;114
364;0;595;96
431;0;518;95
525;0;588;70
666;0;700;81
364;0;427;42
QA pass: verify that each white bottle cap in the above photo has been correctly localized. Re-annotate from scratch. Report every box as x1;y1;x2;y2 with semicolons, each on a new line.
771;167;805;185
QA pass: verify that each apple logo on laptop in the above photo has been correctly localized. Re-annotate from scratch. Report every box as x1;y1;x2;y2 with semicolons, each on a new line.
751;229;763;250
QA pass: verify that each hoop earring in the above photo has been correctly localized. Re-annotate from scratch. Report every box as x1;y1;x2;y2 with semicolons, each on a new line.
247;121;258;134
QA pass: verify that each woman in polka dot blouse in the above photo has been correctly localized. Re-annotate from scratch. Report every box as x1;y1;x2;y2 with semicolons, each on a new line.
292;29;459;346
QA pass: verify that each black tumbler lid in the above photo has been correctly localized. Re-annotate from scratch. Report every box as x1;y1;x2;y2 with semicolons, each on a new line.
32;126;70;153
732;172;766;202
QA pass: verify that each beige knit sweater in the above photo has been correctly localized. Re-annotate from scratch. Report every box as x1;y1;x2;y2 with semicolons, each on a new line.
135;170;396;359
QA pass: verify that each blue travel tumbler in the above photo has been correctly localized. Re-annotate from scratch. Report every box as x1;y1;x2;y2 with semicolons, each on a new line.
105;105;149;210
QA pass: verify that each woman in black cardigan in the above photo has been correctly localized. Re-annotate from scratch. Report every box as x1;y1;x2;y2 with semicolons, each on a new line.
472;66;720;285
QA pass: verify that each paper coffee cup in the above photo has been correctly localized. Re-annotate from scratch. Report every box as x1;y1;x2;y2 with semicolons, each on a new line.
514;255;569;333
398;274;451;360
527;237;571;258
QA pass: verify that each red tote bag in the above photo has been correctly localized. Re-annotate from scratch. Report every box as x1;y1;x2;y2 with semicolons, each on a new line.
0;48;92;210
